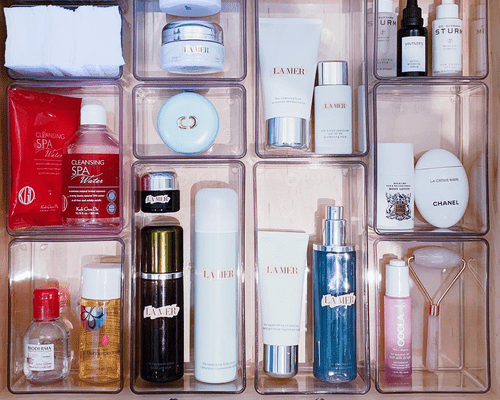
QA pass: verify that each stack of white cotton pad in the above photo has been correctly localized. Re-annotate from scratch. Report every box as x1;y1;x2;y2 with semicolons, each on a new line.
4;5;125;77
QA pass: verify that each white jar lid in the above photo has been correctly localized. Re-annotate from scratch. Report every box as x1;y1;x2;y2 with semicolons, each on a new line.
377;143;414;177
82;263;121;300
162;20;223;45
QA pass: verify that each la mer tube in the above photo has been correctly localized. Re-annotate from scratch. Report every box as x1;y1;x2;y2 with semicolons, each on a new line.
384;259;412;378
259;18;322;149
257;231;309;378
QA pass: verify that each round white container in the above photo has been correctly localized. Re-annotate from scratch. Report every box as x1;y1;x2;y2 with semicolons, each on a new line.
161;20;224;75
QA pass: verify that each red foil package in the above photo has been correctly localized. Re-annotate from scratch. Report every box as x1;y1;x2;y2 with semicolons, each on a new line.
8;88;82;230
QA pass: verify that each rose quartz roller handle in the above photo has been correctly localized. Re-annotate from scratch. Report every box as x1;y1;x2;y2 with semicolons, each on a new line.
413;247;462;269
426;314;439;372
409;247;467;373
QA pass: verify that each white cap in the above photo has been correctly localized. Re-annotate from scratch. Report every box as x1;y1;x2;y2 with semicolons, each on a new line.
82;263;121;300
195;188;238;233
377;143;414;177
378;0;393;13
81;104;107;126
386;259;410;297
436;0;459;19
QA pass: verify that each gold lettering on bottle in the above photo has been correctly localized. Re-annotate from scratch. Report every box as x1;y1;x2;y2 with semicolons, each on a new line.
323;103;347;109
272;67;307;75
265;266;299;274
202;269;235;280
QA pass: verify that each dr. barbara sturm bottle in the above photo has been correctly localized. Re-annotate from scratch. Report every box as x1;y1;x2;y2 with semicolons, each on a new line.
397;0;428;76
384;259;412;378
432;0;462;76
62;104;120;228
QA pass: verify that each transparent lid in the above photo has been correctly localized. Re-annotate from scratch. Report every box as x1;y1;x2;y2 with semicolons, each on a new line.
141;172;178;191
162;20;223;45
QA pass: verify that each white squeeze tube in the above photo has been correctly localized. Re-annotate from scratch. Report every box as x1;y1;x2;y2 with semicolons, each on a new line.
257;231;310;378
259;18;323;149
195;188;239;383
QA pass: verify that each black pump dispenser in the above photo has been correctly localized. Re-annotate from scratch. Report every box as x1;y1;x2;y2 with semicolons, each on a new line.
401;0;424;27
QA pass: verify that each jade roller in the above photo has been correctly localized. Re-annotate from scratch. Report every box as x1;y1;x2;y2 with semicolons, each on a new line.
407;247;467;372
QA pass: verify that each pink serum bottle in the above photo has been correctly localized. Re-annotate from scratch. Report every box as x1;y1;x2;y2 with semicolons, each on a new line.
384;259;412;378
62;104;120;228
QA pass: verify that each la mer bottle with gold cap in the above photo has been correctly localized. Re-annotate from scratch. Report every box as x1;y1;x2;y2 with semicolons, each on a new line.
314;61;352;154
140;225;184;382
79;263;122;383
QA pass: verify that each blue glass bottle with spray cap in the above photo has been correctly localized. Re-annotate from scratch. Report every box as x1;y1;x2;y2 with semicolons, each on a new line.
313;206;357;382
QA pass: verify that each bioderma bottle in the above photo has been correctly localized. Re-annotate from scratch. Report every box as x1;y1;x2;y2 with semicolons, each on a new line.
23;287;70;384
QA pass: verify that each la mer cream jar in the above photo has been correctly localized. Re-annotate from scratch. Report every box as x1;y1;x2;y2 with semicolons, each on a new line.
161;20;224;75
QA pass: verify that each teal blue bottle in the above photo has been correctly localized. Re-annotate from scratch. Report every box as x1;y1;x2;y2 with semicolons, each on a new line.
313;206;357;382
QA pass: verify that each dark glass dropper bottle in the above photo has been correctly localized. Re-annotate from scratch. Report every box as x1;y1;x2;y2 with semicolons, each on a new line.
397;0;428;76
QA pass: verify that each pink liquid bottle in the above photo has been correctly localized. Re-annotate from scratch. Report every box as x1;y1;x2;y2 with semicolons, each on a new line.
62;104;120;228
384;258;412;378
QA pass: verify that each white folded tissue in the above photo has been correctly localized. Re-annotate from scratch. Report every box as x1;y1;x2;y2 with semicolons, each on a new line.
4;5;125;77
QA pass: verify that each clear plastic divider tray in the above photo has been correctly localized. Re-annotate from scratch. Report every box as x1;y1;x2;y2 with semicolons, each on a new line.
253;161;369;394
130;160;246;394
372;238;490;393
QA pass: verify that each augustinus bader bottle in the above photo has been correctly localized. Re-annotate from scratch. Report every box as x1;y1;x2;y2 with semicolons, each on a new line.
194;188;238;383
23;287;70;384
313;206;357;382
79;264;121;383
140;226;184;382
432;0;462;76
62;104;120;228
397;0;428;76
384;259;412;378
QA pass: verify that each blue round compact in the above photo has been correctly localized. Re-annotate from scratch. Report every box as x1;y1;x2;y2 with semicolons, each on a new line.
157;92;219;155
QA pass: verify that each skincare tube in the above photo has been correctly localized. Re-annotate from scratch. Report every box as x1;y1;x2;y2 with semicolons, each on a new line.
194;188;238;383
259;18;323;149
257;231;309;378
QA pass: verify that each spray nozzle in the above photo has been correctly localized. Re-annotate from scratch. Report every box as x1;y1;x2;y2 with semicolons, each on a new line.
323;206;346;247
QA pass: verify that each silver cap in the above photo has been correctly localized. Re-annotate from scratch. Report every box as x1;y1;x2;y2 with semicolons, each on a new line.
267;117;307;148
317;61;348;86
162;20;223;45
141;172;178;191
263;344;298;378
325;206;346;246
314;205;355;252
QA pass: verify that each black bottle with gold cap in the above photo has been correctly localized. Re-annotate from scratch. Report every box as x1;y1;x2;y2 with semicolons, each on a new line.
140;225;183;382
